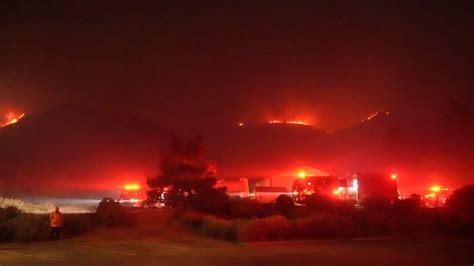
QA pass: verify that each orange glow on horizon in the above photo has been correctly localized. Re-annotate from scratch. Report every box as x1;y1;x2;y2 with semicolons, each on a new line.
429;186;449;192
297;171;307;178
0;113;25;128
124;184;141;190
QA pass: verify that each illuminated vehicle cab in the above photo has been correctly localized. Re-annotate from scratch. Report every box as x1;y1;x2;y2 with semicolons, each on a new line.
293;172;399;204
118;184;147;208
292;175;340;202
351;173;399;203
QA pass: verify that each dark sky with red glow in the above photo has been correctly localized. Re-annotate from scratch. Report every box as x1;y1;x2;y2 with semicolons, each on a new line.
0;1;473;198
1;1;472;130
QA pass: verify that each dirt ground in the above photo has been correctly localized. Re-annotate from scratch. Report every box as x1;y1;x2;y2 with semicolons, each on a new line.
1;209;473;266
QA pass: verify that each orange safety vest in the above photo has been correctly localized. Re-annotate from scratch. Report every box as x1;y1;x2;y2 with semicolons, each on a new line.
50;211;64;227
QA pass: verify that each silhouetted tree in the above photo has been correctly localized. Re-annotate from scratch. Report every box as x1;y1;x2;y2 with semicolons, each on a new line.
147;135;228;213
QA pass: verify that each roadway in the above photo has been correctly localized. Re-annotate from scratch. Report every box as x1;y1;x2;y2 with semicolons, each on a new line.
1;236;473;266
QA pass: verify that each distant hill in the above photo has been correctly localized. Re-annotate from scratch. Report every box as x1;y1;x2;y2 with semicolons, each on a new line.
208;110;473;193
206;122;331;178
1;106;472;197
0;107;170;197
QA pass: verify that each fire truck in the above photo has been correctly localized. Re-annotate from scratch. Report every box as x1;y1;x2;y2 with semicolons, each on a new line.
118;184;148;208
345;173;400;202
292;173;400;203
292;175;342;202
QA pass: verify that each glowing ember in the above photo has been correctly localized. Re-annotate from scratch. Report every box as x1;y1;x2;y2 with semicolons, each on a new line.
391;173;397;180
238;122;245;127
0;113;25;128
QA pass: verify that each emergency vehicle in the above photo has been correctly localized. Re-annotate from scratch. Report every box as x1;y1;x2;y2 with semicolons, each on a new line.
345;173;400;202
424;186;451;208
118;184;148;208
292;175;341;202
292;172;400;203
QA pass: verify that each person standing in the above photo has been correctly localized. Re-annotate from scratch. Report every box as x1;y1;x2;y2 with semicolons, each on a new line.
50;206;63;240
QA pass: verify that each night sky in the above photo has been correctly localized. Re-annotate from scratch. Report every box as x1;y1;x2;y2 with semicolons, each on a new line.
1;1;472;130
0;1;473;197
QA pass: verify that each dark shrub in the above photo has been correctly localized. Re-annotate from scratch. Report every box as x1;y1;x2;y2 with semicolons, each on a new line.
0;211;97;243
0;206;22;223
6;214;50;242
304;194;336;212
261;203;278;218
291;206;313;218
96;198;132;227
351;211;371;235
364;213;394;236
179;211;205;227
333;200;358;216
238;215;288;241
229;198;263;219
289;213;354;239
275;195;295;217
0;224;15;242
360;196;393;212
393;196;421;215
62;213;97;237
200;216;237;241
447;185;474;221
446;185;474;234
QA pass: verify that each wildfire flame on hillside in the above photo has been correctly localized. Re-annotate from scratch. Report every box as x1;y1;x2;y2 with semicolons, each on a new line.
268;120;310;125
0;113;26;128
361;111;390;122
